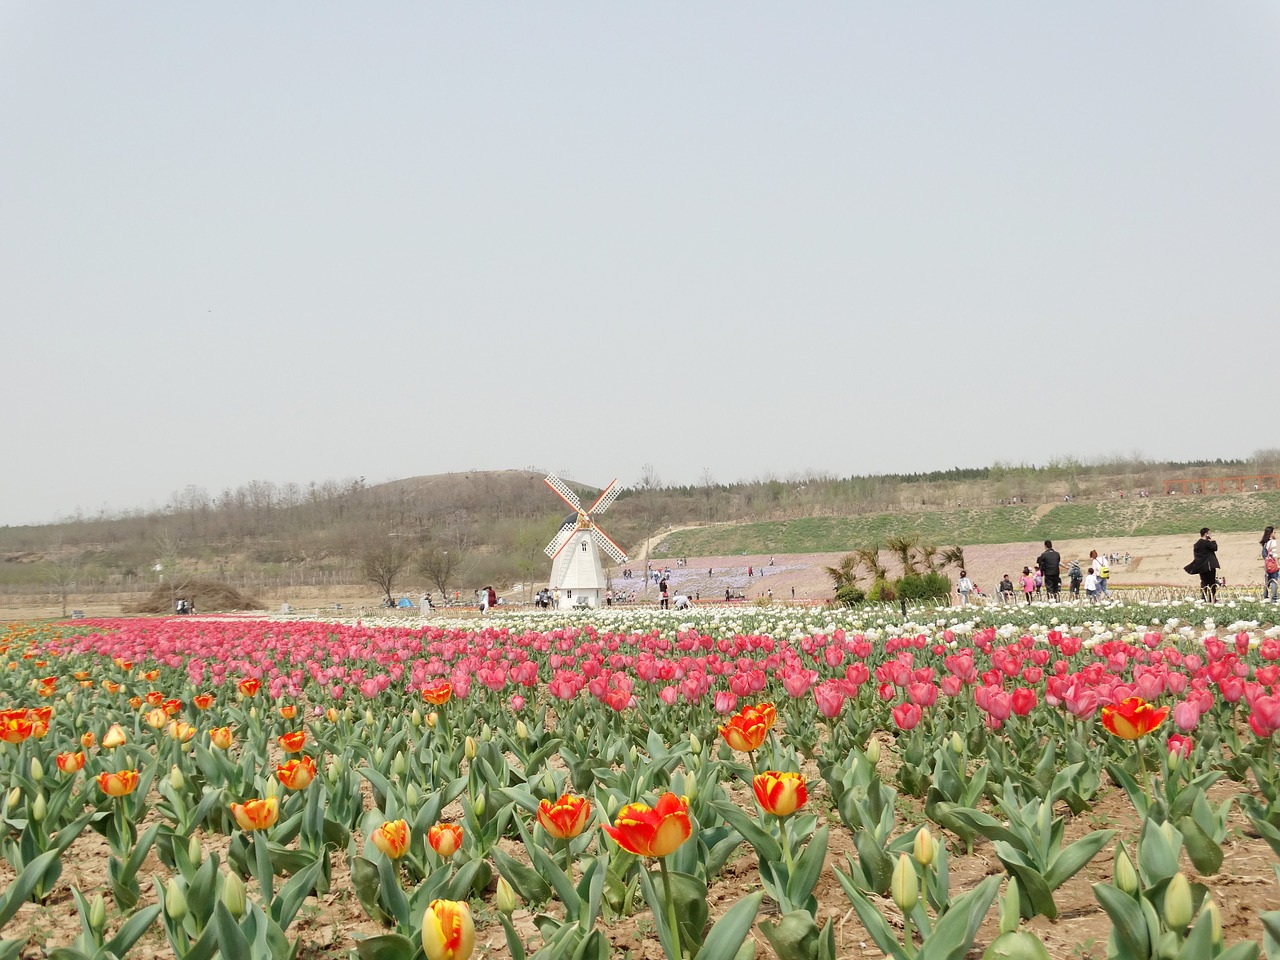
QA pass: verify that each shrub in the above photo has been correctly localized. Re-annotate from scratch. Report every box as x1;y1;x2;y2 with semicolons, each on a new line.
896;572;952;602
867;579;897;602
833;585;865;607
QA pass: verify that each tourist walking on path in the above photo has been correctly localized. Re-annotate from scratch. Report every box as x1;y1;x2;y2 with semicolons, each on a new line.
1089;550;1110;596
1037;540;1062;598
1068;560;1083;598
1185;528;1220;602
1262;525;1278;602
956;571;975;605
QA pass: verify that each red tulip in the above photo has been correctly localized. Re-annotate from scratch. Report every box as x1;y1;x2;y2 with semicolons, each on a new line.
602;792;692;858
753;771;807;817
1101;697;1168;740
537;794;591;840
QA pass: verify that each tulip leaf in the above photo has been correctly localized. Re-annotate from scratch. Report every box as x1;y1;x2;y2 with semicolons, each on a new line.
571;928;612;960
947;807;1024;848
349;856;391;925
0;849;58;926
213;901;252;959
916;874;1000;960
831;869;908;960
272;853;326;930
853;829;893;896
1215;944;1260;960
787;825;828;907
1043;829;1115;890
1093;883;1150;959
759;909;820;960
1248;816;1280;860
103;903;163;958
698;890;764;960
637;866;680;960
1175;816;1223;875
0;939;26;960
1137;820;1180;884
492;845;553;905
709;799;781;863
354;933;418;960
497;913;528;960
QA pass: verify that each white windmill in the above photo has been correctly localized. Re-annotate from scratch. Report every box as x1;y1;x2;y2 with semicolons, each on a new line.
543;474;628;609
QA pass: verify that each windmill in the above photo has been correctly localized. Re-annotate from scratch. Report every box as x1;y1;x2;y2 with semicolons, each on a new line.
543;474;628;609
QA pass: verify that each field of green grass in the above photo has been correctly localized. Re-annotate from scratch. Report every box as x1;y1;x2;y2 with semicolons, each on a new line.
652;491;1280;555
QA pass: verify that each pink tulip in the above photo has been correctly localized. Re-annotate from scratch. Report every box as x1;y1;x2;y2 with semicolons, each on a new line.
813;681;845;719
1248;695;1280;738
891;702;922;731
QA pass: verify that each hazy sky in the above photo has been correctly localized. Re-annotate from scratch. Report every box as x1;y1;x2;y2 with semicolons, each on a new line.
3;4;1278;526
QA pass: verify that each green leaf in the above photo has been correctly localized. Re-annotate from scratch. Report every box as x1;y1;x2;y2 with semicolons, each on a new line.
787;825;828;907
1043;829;1115;890
212;901;252;959
698;891;764;960
916;874;1000;960
272;853;326;930
103;903;162;957
637;867;681;960
0;849;59;926
760;910;820;960
709;799;781;862
354;933;418;960
832;868;907;960
853;829;894;895
349;856;390;925
1093;884;1150;959
1175;816;1223;875
1261;909;1280;960
493;846;553;905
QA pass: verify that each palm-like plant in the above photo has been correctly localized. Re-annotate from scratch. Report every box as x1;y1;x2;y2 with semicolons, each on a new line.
940;545;966;572
824;554;860;589
917;542;940;573
854;545;888;583
886;535;920;576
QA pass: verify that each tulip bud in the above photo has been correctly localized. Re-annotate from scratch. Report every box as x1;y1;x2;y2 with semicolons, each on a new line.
374;747;384;765
950;732;964;755
473;791;486;817
913;827;935;867
575;724;585;742
343;706;353;723
1203;895;1222;944
1113;847;1138;896
411;708;423;727
465;737;477;759
188;834;203;866
249;707;258;720
170;765;185;790
327;760;341;785
481;723;492;742
541;771;556;797
365;709;375;726
1164;872;1193;930
88;893;106;932
689;733;702;755
516;720;529;740
427;711;438;728
31;792;46;823
265;778;282;802
999;877;1022;934
891;853;918;912
496;876;518;915
222;870;247;919
865;738;881;765
165;878;188;920
1158;821;1177;848
607;795;620;818
6;787;20;811
29;758;43;783
406;783;420;807
392;752;406;778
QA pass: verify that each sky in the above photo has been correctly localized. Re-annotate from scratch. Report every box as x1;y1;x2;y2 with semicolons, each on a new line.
2;4;1278;526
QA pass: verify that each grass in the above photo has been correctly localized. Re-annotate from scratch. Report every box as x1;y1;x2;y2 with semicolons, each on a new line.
653;492;1280;555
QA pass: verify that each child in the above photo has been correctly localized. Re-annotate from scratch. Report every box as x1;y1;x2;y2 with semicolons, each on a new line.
1084;567;1100;602
1020;567;1035;605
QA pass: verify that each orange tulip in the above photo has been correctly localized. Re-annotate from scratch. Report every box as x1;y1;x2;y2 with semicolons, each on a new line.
128;696;144;711
1102;697;1169;740
537;794;591;840
230;796;279;831
145;708;167;729
192;694;214;711
753;771;808;817
719;702;776;753
80;730;96;749
102;723;127;748
142;669;160;682
167;720;196;742
114;658;133;671
372;819;411;859
428;823;463;858
145;691;164;707
422;681;453;705
37;683;56;698
73;670;90;681
0;710;32;744
278;730;306;753
97;769;140;797
56;751;86;774
602;792;692;858
276;755;316;790
101;680;120;694
163;698;183;716
325;707;340;723
421;899;475;960
238;677;261;697
279;704;297;720
209;726;234;750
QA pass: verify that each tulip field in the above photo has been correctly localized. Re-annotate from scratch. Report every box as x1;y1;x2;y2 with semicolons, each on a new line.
4;600;1280;960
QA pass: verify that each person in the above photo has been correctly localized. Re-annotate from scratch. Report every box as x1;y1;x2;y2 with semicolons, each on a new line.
1033;565;1044;599
1184;528;1220;602
999;574;1015;603
957;570;975;605
1068;560;1083;598
659;577;669;609
1089;550;1110;596
673;593;692;610
420;592;432;615
1037;540;1062;598
1020;567;1035;605
1084;567;1100;602
479;587;491;614
1262;525;1278;602
487;586;498;610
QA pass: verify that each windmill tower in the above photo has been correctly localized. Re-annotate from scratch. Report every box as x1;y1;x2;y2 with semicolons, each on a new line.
543;474;628;609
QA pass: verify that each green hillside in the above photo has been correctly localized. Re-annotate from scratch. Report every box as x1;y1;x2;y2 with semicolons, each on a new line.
652;491;1280;555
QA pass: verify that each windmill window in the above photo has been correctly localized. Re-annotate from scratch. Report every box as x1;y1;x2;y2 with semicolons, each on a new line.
581;541;588;552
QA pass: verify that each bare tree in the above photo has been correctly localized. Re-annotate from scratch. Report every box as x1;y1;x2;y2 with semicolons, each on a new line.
363;540;412;605
46;548;81;618
419;544;472;603
636;464;662;594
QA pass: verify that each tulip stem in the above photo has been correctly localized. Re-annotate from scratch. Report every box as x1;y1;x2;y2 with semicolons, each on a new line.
1134;737;1152;815
563;837;572;879
658;857;682;960
779;816;795;878
254;833;274;904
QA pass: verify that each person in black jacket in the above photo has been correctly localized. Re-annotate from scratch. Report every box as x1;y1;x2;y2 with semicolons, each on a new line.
1187;528;1219;602
1037;540;1062;598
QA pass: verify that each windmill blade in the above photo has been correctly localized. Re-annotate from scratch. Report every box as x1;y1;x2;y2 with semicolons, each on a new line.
544;475;582;512
544;526;574;559
587;479;622;515
591;524;629;565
